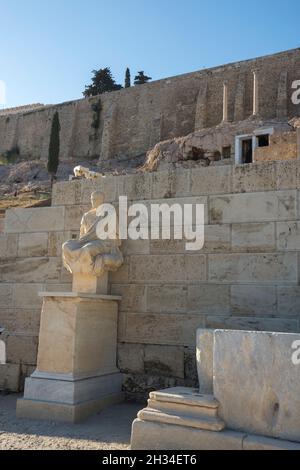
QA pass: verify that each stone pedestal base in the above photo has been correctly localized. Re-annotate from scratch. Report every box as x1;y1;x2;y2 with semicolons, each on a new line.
17;291;123;423
17;371;123;423
131;387;300;450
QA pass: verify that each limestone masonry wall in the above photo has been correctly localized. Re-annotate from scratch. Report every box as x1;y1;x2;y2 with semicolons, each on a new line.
1;160;300;397
1;48;300;162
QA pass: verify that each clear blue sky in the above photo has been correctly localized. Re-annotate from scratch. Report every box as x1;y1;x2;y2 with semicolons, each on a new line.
1;0;300;108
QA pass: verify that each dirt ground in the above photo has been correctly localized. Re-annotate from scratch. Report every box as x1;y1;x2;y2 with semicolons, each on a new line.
0;394;142;450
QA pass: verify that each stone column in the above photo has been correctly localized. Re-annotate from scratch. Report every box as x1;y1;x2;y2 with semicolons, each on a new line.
222;82;229;123
252;70;259;116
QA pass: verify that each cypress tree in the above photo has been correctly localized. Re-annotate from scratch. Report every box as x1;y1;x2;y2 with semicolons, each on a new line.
47;111;60;186
125;68;131;88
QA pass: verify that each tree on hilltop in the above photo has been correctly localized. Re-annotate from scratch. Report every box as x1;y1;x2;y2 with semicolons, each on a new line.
134;71;152;85
125;68;131;88
47;111;60;186
83;68;122;97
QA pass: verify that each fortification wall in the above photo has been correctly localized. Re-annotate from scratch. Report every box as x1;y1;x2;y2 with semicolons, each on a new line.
1;48;300;163
1;160;300;397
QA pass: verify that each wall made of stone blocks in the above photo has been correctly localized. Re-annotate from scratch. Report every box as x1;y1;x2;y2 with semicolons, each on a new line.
1;48;300;163
1;160;300;397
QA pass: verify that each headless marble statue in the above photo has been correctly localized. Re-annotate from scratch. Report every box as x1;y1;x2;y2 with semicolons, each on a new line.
62;191;123;294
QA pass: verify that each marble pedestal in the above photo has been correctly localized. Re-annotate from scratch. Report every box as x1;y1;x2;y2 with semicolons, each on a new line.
17;292;123;423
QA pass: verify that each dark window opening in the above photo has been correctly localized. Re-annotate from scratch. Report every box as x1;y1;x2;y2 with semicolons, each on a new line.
242;138;253;164
257;134;269;147
222;146;231;159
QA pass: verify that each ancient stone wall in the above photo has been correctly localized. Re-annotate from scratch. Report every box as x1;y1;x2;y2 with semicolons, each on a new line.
1;160;300;397
1;48;300;163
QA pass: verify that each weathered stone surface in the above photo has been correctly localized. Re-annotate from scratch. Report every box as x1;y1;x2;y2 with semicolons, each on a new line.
0;363;21;391
131;419;244;450
13;283;44;308
206;316;298;333
0;284;13;307
147;285;187;313
81;177;117;203
5;207;65;233
196;329;213;394
202;225;231;252
130;255;207;282
123;238;150;255
276;160;298;190
64;205;88;230
144;345;184;378
119;313;204;346
18;232;48;257
208;253;297;283
118;173;152;200
230;285;277;316
233;162;276;193
0;308;41;335
191;166;232;196
231;222;275;252
188;285;230;314
277;221;300;250
209;191;297;224
243;434;300;450
0;234;18;259
117;343;145;374
0;258;61;283
152;169;190;199
214;330;300;442
48;231;73;257
5;334;38;364
111;284;146;312
52;181;77;206
277;286;300;316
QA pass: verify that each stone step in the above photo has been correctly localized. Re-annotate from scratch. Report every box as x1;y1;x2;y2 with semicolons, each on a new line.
138;407;225;432
150;387;219;409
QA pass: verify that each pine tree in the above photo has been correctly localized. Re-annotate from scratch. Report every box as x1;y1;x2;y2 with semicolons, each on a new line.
134;71;152;85
47;111;60;186
125;68;131;88
83;68;122;97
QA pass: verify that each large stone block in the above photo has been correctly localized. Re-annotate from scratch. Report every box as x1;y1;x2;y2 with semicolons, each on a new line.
152;169;190;199
208;253;297;283
144;345;185;378
196;329;213;394
117;173;152;200
0;363;21;391
230;285;277;316
277;286;300;316
202;224;231;253
209;190;297;224
5;207;65;233
206;316;298;333
13;283;44;308
64;205;88;230
0;234;18;258
81;177;117;203
5;334;38;364
52;181;77;206
214;330;300;442
130;255;206;282
188;284;230;314
0;284;13;307
147;285;187;313
191;166;232;196
119;312;204;346
0;308;41;335
233;162;276;193
18;232;48;257
276;160;298;190
117;343;145;374
277;221;300;250
0;257;61;283
111;284;146;312
231;222;275;252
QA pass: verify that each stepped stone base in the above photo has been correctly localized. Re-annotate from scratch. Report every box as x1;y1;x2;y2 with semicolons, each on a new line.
131;386;300;450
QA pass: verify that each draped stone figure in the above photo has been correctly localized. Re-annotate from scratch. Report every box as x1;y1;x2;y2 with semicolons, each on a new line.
62;191;123;292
